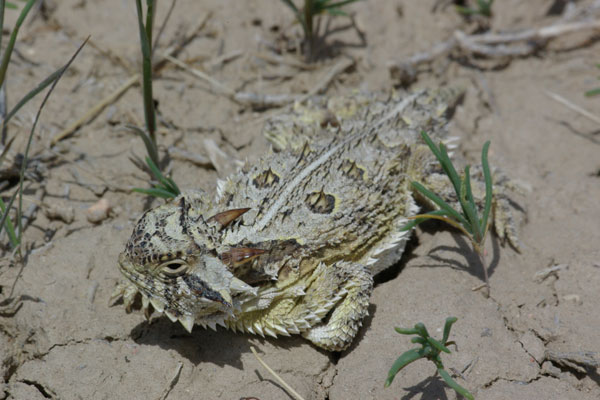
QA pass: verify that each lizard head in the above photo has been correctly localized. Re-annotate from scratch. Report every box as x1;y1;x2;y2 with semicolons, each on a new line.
113;193;257;332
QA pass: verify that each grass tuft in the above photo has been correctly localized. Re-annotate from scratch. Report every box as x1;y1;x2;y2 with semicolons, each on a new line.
0;1;87;254
279;0;361;60
402;131;494;294
131;0;181;200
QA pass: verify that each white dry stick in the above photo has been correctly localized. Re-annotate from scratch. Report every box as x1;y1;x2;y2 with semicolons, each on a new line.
544;90;600;126
254;52;317;71
389;16;600;81
164;54;236;97
158;362;183;400
250;346;306;400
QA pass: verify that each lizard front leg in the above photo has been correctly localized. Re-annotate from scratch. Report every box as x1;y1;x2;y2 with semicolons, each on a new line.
298;261;373;352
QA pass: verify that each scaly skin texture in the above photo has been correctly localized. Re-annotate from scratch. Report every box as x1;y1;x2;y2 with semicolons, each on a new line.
111;89;520;351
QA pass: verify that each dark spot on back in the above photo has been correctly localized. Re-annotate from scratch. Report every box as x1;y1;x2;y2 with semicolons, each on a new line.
252;168;280;189
305;189;336;214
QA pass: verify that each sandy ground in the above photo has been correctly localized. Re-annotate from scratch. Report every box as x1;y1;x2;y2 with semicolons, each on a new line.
1;0;599;399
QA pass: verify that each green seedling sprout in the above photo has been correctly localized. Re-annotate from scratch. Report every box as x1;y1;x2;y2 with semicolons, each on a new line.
280;0;361;60
131;0;180;199
402;131;493;293
385;317;474;400
456;0;494;17
585;64;600;97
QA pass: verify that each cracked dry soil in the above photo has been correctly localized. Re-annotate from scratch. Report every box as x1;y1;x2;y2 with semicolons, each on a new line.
1;0;600;399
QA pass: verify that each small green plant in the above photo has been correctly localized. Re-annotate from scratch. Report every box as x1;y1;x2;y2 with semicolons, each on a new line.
456;0;494;17
402;131;493;293
280;0;361;60
585;64;600;97
131;0;180;199
385;317;474;400
0;0;86;254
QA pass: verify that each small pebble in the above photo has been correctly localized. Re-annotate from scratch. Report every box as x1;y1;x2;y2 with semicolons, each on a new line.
86;198;111;223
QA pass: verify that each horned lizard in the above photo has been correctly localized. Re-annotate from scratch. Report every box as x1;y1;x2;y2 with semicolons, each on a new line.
111;89;520;351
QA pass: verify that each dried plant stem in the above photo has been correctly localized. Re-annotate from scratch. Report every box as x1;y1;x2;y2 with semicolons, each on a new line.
477;249;490;297
389;16;600;83
544;90;600;126
250;346;306;400
164;53;235;97
166;54;354;109
157;362;183;400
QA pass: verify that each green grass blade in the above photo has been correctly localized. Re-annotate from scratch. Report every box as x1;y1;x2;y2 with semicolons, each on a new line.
455;6;476;15
0;1;5;52
320;0;361;11
144;0;155;51
135;0;157;156
411;181;469;227
478;0;494;16
420;132;464;205
144;156;178;195
400;209;448;231
129;125;159;169
0;0;36;88
442;317;458;344
280;0;307;34
384;348;426;387
438;368;474;400
132;187;175;199
2;65;64;131
438;143;463;199
280;0;300;14
15;37;88;248
0;134;15;165
0;193;19;248
144;155;162;180
481;141;493;237
420;131;444;164
427;337;451;354
585;88;600;97
460;165;483;242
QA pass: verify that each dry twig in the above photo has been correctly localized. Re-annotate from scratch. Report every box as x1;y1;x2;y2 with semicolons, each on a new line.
250;346;306;400
166;54;354;110
544;90;600;126
389;15;600;85
157;362;183;400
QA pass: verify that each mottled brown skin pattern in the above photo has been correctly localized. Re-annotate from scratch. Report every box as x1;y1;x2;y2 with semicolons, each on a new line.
112;89;519;351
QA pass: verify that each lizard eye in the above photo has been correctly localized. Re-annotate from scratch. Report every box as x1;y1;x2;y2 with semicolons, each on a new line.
160;260;188;277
